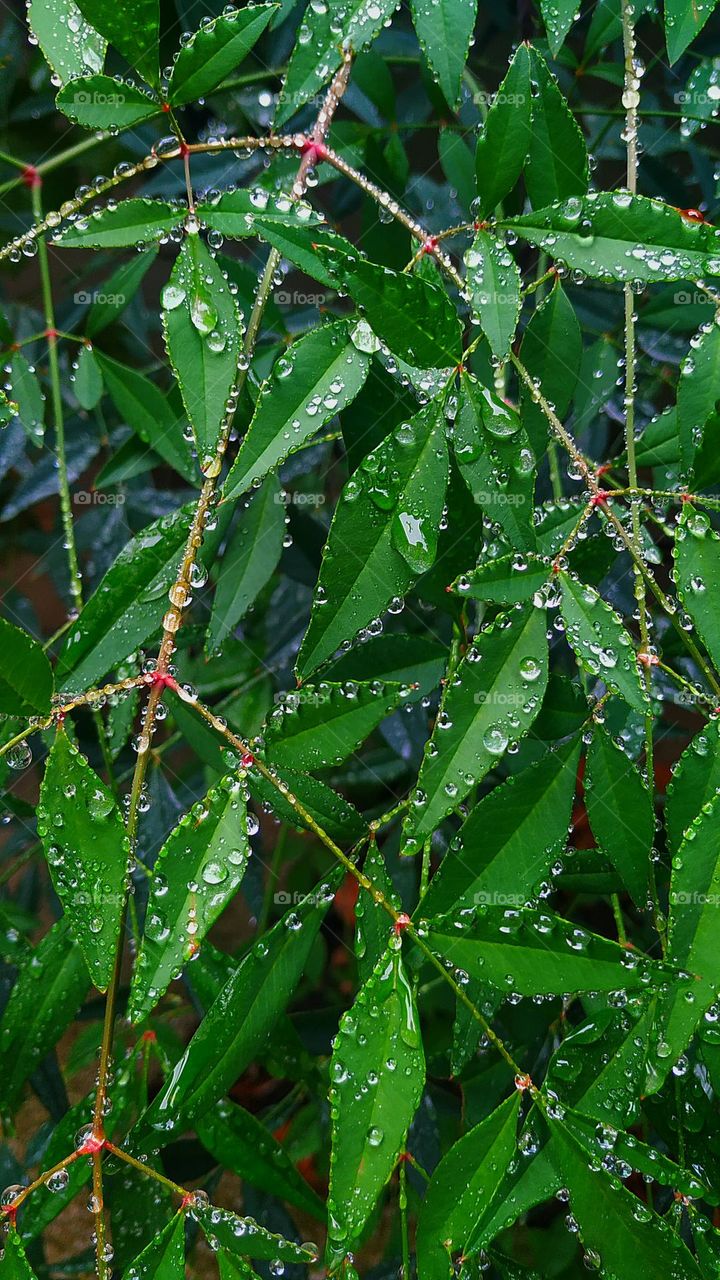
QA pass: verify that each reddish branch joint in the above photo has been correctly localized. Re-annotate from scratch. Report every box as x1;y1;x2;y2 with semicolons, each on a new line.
638;652;659;668
44;327;59;341
393;912;411;936
514;1072;534;1092
21;165;40;189
590;490;611;507
78;1132;106;1155
147;670;178;692
420;235;439;256
300;139;327;165
240;751;255;768
596;463;612;478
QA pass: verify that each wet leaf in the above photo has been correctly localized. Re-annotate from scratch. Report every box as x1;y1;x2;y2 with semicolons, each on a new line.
0;616;53;717
559;571;648;712
57;199;184;248
208;475;285;654
169;6;277;105
56;75;160;128
585;725;653;906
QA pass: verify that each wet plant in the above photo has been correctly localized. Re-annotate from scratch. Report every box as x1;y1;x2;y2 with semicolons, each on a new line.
1;0;720;1275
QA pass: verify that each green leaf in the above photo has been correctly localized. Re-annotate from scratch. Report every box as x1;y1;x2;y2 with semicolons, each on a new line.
416;1094;521;1280
297;404;449;677
95;353;196;482
526;50;589;208
675;505;720;672
559;572;648;713
464;231;521;360
27;0;105;85
402;604;548;852
11;351;45;444
73;0;160;86
547;1117;702;1278
451;553;550;604
326;949;425;1263
58;199;185;249
123;1213;185;1280
0;616;53;717
56;75;160;129
277;0;397;124
56;508;189;690
0;921;88;1112
419;738;581;919
194;1203;317;1265
229;220;355;287
318;245;463;368
248;764;365;846
133;881;336;1143
410;0;477;107
223;321;370;501
162;234;243;461
325;634;447;698
520;281;582;427
1;1231;39;1280
128;774;252;1022
475;45;532;218
74;343;103;410
197;1098;326;1220
540;0;581;53
501;193;720;284
85;250;158;336
355;845;400;985
265;679;409;771
208;476;285;654
38;727;130;990
169;6;277;105
197;189;326;240
665;0;718;63
454;373;537;552
573;335;619;433
585;725;653;906
665;719;720;855
677;322;720;472
428;907;678;996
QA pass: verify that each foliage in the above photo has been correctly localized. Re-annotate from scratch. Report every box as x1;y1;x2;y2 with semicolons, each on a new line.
0;0;720;1276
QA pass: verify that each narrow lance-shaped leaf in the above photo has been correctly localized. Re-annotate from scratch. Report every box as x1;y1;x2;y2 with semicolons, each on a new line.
500;193;720;284
168;5;277;105
133;876;338;1145
355;845;400;985
1;1232;40;1280
416;1093;521;1280
277;0;398;124
665;0;718;64
464;231;521;360
194;1203;318;1266
317;244;463;369
86;250;158;337
665;719;720;856
38;727;130;990
454;373;537;552
0;616;54;718
197;189;326;240
57;199;185;249
475;45;532;218
559;571;648;713
526;48;589;209
265;680;410;771
162;233;243;462
128;774;253;1023
675;503;720;672
427;905;684;997
208;475;285;655
95;353;197;483
585;724;653;906
540;0;581;53
297;403;449;678
73;343;103;410
0;920;88;1112
676;321;720;471
197;1098;326;1220
10;351;45;443
410;0;478;107
547;1116;703;1278
451;553;550;605
56;75;160;129
223;321;370;502
123;1213;185;1280
402;603;549;852
326;947;425;1265
419;738;580;919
